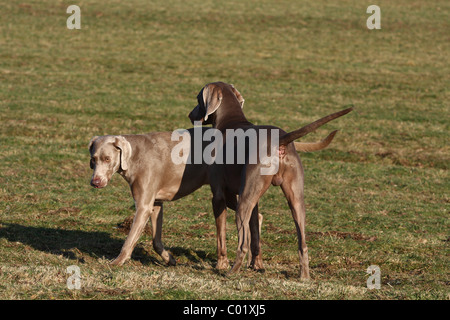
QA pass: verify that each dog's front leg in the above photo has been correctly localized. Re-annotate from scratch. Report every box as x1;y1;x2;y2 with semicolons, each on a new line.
110;190;155;266
150;202;176;266
212;195;229;270
229;172;272;275
229;199;254;274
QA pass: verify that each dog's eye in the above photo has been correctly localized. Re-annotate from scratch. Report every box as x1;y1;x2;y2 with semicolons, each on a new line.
105;157;111;162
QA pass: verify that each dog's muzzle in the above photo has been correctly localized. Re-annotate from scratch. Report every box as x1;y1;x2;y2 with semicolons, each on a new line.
188;105;204;124
91;176;107;188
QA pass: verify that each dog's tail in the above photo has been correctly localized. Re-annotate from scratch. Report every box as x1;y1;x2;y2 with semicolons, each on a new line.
280;107;353;147
294;130;337;152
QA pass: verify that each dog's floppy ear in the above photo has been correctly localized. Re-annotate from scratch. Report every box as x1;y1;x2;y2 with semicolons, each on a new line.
113;136;132;171
230;84;245;108
88;136;99;169
203;84;223;121
88;136;99;151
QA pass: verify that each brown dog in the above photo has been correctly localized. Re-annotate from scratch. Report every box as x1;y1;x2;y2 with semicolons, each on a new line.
189;82;353;278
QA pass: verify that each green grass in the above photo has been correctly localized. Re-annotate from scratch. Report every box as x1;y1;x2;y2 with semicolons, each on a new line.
0;0;448;299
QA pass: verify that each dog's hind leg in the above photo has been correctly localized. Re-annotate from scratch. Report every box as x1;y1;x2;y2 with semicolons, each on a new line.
248;204;264;270
280;168;310;280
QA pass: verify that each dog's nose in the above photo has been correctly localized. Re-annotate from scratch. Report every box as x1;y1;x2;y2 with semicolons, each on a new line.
188;110;195;124
189;105;203;124
91;177;102;187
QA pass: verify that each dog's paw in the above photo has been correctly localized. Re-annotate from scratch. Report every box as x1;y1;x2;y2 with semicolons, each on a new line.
215;258;230;270
109;258;126;266
166;253;177;266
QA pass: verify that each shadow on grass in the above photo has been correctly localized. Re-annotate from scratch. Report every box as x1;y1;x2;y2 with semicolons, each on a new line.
0;223;156;264
0;223;218;267
169;247;216;268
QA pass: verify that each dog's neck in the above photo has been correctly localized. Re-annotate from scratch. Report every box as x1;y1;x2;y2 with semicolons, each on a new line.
213;101;252;131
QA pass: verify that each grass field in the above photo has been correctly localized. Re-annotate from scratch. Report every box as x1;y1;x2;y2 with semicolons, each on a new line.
0;0;448;300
